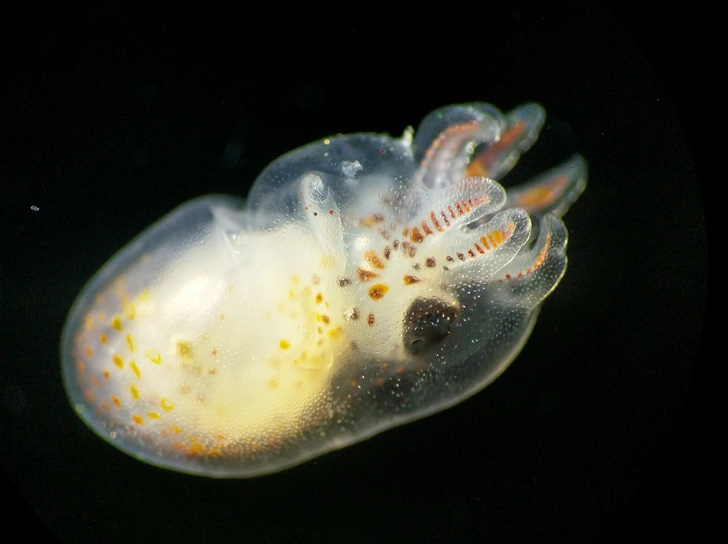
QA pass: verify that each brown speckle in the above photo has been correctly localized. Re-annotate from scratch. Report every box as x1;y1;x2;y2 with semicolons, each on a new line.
177;340;193;358
425;257;436;267
338;277;352;286
383;246;392;259
402;241;417;257
344;308;360;320
446;255;455;262
367;313;375;326
404;275;421;285
457;252;465;261
357;268;380;282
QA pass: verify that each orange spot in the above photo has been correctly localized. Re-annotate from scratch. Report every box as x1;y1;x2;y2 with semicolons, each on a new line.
365;250;386;269
100;333;108;344
111;396;121;408
189;444;204;454
101;401;110;411
76;360;86;373
132;415;144;425
315;292;324;304
84;389;94;402
85;346;93;357
103;371;110;379
368;284;389;300
409;227;424;243
404;275;421;285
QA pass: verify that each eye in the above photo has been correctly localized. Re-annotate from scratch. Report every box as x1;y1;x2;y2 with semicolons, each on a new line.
403;298;460;355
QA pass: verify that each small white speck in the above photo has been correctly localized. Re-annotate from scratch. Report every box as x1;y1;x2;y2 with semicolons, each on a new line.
30;205;40;211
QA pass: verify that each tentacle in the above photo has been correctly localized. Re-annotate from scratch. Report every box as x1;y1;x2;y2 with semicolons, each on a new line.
433;207;532;283
504;154;587;218
402;176;507;240
490;214;569;308
300;174;345;268
466;102;546;181
411;104;507;191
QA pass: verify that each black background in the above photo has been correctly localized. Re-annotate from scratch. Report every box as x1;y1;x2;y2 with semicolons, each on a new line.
1;3;711;543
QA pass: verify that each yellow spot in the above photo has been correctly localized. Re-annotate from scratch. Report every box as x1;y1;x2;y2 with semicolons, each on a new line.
111;396;121;408
176;340;193;358
288;289;296;299
268;378;280;389
126;334;135;352
328;327;343;340
279;340;291;350
320;256;333;268
100;333;108;344
113;354;124;368
138;289;151;302
97;312;106;322
111;315;123;331
130;361;140;379
132;415;144;425
103;371;110;379
161;398;174;411
85;346;93;357
145;348;161;364
122;297;136;319
84;314;94;330
264;312;272;320
130;384;139;399
147;412;160;419
172;426;181;434
291;275;300;285
189;444;204;454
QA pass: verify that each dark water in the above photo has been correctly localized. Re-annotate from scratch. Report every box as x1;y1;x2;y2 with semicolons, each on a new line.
1;5;710;543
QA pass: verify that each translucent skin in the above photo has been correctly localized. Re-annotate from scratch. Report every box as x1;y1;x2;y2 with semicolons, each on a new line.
61;102;587;477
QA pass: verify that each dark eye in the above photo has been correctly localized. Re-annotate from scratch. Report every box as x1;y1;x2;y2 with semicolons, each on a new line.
403;298;460;355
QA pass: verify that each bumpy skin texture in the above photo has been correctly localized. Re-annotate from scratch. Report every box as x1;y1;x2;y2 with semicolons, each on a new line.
61;102;587;477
